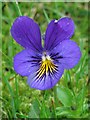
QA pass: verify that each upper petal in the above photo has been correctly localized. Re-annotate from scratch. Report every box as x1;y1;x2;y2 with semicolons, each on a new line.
14;49;42;76
50;40;81;69
11;16;42;52
58;17;75;40
44;17;75;50
27;63;64;90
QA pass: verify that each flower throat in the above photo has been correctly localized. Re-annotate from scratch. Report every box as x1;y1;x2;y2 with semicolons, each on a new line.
36;52;58;79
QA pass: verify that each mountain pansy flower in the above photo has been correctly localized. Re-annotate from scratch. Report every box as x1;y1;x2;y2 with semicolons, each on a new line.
11;16;81;90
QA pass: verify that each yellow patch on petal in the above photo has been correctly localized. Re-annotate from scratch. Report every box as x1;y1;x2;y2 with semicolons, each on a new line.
36;57;57;79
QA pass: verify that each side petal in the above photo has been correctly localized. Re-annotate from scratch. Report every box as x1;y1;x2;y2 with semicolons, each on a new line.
11;16;42;52
50;40;81;69
27;64;64;90
14;49;41;76
44;17;75;50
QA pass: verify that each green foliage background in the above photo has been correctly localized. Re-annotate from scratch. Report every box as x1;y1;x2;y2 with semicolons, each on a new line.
1;2;89;119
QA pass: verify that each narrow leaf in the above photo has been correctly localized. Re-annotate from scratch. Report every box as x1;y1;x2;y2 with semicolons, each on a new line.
57;86;74;107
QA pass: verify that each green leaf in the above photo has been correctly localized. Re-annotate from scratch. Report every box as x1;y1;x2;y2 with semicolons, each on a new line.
56;106;70;116
57;86;74;107
56;106;79;118
28;99;40;118
40;104;51;118
76;86;87;113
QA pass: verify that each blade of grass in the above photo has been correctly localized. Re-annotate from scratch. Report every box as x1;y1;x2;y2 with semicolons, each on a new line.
15;0;22;16
15;76;19;112
3;77;16;118
43;9;50;23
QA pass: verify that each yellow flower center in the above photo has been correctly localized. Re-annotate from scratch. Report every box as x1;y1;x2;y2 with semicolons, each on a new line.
36;54;57;79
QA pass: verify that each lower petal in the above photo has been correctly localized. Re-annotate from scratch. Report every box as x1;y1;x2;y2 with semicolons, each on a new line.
27;64;64;90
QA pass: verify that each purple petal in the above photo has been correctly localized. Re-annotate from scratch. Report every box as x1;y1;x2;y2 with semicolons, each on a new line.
27;64;64;90
11;16;42;52
50;40;81;69
44;17;75;50
14;49;41;76
58;17;75;40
